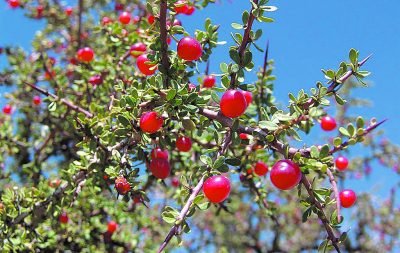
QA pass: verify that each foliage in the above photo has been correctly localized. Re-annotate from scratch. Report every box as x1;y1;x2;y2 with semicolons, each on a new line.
0;0;399;252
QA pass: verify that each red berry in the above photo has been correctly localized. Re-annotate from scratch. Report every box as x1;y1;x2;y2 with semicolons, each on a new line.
203;75;216;88
270;159;302;190
89;74;103;86
77;47;94;63
114;3;124;11
220;90;247;118
65;6;73;16
241;90;253;106
320;116;337;131
147;15;155;24
172;177;179;187
33;96;41;105
130;42;147;58
102;17;112;26
239;174;246;182
133;196;141;204
44;70;55;80
254;161;268;176
335;156;349;171
177;37;202;61
166;37;172;45
3;104;12;115
185;5;195;15
119;11;131;24
174;1;189;14
176;136;192;152
8;0;20;8
107;221;118;233
36;5;44;17
136;54;157;76
339;189;357;208
151;148;169;160
149;158;170;179
59;212;69;224
115;176;131;195
203;175;231;203
239;133;249;140
140;111;163;134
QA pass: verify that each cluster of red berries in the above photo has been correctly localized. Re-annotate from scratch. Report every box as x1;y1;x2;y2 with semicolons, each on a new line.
174;1;195;15
114;176;131;195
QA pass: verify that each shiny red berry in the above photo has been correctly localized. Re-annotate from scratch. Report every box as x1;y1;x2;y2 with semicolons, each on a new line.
174;1;189;14
59;212;69;223
136;54;157;76
176;136;192;152
77;47;94;63
65;6;73;16
115;176;131;195
149;158;170;179
177;37;202;61
239;133;249;140
140;111;163;134
335;156;349;171
339;189;357;208
254;161;269;176
320;116;337;131
119;11;131;24
270;159;302;190
107;221;118;233
220;90;247;118
185;5;195;15
241;90;253;106
203;175;231;203
8;0;20;8
130;42;146;58
203;75;216;88
166;37;171;45
151;148;169;160
33;96;41;105
3;104;12;115
89;75;103;86
147;15;155;24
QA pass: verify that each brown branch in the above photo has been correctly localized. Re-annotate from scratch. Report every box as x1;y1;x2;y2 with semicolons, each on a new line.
159;0;170;88
158;131;232;252
77;0;84;49
327;168;341;223
7;170;87;227
301;175;341;253
24;81;94;118
229;0;259;87
302;54;372;109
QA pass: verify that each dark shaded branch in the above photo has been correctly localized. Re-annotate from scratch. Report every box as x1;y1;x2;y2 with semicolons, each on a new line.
24;81;94;118
159;0;170;88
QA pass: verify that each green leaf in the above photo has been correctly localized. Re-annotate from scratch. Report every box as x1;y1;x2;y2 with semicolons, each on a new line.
225;158;241;166
213;156;225;169
166;89;177;101
48;101;57;112
231;23;243;29
339;127;350;137
259;121;278;131
117;115;131;127
200;155;212;167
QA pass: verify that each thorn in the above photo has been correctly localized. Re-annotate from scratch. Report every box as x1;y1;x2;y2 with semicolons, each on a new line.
262;40;269;79
358;54;373;67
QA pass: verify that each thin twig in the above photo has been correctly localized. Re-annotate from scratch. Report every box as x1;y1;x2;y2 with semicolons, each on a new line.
327;168;341;223
24;81;93;118
159;0;170;88
77;0;84;49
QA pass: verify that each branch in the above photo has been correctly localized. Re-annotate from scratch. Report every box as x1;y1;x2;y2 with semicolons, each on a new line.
301;175;341;253
302;54;372;109
7;170;87;227
158;131;232;252
229;0;259;87
23;81;94;118
77;0;84;49
159;0;170;88
327;168;341;223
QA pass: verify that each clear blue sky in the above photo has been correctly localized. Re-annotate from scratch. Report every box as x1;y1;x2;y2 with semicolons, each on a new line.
1;0;399;244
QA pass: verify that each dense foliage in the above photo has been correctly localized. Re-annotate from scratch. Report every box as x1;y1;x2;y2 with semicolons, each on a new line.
0;0;399;252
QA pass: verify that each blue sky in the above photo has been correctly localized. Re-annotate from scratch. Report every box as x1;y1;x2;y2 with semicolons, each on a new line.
1;0;399;248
